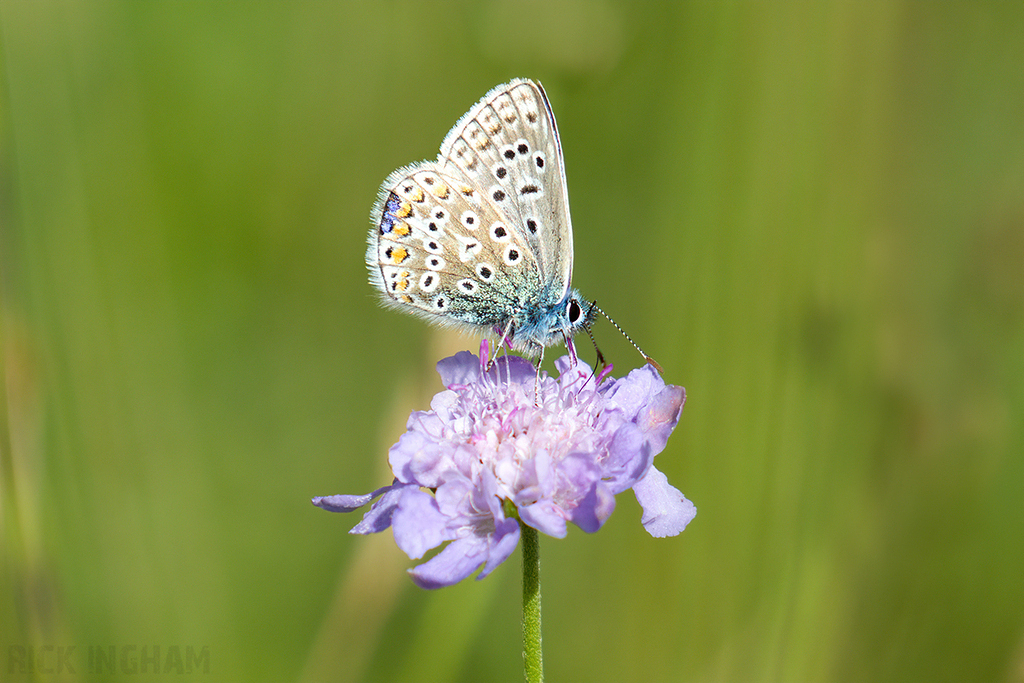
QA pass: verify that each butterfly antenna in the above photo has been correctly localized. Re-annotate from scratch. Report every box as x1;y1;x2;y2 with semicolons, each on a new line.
591;302;663;374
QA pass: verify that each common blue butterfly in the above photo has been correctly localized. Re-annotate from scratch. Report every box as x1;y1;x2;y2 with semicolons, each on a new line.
366;78;657;370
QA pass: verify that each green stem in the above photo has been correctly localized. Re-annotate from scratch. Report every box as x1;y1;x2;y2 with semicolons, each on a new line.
521;521;543;683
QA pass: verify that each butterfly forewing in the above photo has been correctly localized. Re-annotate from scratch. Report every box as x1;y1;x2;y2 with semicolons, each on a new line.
438;79;573;304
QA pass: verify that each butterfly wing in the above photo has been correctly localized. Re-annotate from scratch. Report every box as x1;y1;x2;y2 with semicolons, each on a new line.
367;79;576;344
367;161;542;332
437;79;574;305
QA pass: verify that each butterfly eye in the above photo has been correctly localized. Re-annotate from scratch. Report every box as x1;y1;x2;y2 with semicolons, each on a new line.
567;299;583;324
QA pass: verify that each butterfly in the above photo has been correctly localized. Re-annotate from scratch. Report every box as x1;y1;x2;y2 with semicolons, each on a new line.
366;78;658;371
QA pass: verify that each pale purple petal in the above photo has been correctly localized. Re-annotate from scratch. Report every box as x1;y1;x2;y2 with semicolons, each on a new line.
518;499;568;538
436;350;481;387
433;477;483;519
408;536;490;589
392;489;451;558
604;364;662;418
603;422;656;494
350;485;411;535
478;518;522;579
388;429;450;488
311;481;407;535
553;355;593;384
636;385;686;456
633;466;697;538
428;390;461;422
569;481;617;533
311;482;394;513
406;408;446;439
484;354;539;386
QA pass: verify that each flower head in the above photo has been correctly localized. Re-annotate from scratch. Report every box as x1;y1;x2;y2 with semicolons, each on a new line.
313;343;696;588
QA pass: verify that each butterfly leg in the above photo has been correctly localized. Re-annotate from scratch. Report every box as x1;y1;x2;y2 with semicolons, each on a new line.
533;343;545;405
489;318;517;372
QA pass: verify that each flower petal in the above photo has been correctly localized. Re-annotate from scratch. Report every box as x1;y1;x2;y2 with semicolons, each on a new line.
388;429;450;488
408;536;490;589
518;499;568;538
604;364;663;418
311;482;392;513
478;518;522;579
569;481;616;533
637;385;686;456
633;466;697;538
311;494;361;512
486;355;539;386
392;488;451;558
554;355;593;386
436;350;482;387
605;422;653;491
350;484;412;535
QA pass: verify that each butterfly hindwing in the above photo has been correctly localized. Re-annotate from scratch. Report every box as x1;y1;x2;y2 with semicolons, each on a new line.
368;162;540;330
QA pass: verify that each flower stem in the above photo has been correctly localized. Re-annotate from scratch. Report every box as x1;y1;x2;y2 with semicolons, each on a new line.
521;521;543;683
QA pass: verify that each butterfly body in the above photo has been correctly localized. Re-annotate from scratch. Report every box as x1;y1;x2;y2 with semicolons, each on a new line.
367;79;595;356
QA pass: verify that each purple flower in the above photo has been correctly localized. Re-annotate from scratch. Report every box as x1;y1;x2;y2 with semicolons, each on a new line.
313;343;696;589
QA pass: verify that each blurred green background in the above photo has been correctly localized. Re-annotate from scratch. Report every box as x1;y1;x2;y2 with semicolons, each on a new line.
2;2;1022;681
